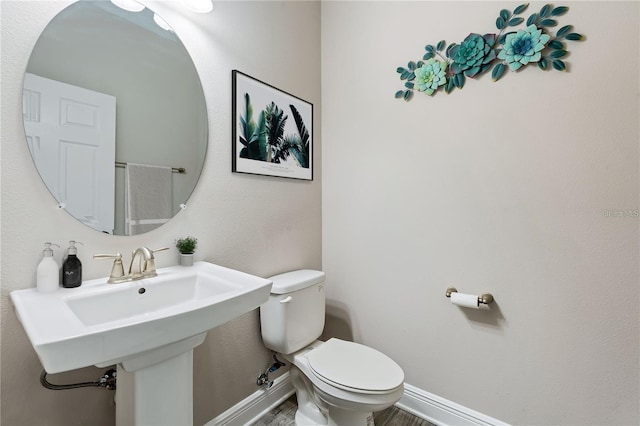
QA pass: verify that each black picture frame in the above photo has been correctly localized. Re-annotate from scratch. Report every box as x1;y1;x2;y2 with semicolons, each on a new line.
232;70;313;180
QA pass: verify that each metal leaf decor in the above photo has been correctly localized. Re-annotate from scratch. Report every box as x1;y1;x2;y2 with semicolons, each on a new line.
394;3;585;100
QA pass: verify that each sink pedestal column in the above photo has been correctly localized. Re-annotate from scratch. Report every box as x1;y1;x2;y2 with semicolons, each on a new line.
115;333;207;426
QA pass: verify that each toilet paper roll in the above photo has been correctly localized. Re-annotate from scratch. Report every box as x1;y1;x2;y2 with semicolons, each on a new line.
450;292;479;309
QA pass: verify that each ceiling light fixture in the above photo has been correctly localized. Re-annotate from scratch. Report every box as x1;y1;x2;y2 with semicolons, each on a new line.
180;0;213;13
110;0;145;12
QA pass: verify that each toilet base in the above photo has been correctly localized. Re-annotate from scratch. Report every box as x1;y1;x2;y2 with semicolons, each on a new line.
289;360;383;425
327;408;374;426
294;403;374;426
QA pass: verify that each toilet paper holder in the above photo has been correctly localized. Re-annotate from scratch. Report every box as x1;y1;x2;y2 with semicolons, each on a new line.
446;287;494;305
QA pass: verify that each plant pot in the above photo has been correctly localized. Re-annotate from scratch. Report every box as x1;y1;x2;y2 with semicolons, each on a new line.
179;253;194;267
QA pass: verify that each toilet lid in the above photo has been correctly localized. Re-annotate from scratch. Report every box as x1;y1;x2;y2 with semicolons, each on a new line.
306;338;404;392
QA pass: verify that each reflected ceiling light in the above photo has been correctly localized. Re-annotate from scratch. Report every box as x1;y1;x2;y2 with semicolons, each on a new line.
110;0;145;12
180;0;213;13
153;13;173;32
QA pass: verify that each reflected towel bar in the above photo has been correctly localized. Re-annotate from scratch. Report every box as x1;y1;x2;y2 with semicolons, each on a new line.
115;162;186;174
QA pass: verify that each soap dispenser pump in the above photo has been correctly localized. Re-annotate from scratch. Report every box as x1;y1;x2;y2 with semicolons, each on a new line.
62;241;83;288
37;242;60;293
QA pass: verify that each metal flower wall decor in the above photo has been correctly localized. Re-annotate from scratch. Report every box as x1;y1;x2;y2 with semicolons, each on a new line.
395;3;584;100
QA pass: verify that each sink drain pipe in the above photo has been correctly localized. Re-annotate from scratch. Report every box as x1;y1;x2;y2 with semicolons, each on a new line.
40;368;117;391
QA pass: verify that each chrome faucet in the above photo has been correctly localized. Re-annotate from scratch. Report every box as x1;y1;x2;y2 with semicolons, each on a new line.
94;247;169;284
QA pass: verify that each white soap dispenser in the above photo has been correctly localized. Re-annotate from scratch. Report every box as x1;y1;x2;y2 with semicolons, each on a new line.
37;242;60;293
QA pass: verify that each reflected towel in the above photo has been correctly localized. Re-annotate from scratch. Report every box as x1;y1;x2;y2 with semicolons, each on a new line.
125;163;172;235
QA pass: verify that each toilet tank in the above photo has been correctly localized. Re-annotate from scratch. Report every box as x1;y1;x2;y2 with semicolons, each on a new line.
260;270;326;354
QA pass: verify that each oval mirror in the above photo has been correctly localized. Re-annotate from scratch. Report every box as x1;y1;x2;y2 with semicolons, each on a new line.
23;0;208;235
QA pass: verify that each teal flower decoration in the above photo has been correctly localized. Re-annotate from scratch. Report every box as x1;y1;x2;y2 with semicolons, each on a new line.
498;24;551;71
414;59;447;95
449;33;496;77
394;3;585;100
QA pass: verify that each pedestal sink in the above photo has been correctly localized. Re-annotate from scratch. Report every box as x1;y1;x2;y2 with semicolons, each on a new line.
10;261;273;425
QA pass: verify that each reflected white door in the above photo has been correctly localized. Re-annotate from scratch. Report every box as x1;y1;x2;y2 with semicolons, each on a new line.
23;73;116;234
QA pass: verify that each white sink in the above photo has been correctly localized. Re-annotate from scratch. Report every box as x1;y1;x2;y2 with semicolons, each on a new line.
11;261;273;374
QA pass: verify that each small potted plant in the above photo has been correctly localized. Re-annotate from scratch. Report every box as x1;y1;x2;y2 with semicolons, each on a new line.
175;236;197;266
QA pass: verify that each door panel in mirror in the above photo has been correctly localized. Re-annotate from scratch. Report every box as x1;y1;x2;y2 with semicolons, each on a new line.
24;73;117;233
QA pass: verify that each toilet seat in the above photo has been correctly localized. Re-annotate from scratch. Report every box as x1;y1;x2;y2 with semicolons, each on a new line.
306;338;404;394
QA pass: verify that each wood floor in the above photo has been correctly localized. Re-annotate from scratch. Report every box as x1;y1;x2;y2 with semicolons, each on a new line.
254;395;435;426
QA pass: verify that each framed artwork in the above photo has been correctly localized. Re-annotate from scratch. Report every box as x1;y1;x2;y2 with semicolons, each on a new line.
232;70;313;180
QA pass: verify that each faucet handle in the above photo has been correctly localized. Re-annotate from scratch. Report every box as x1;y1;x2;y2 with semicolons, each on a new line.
151;247;170;256
93;253;125;283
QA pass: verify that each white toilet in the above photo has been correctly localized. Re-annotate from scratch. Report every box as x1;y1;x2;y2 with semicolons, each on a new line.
260;270;404;425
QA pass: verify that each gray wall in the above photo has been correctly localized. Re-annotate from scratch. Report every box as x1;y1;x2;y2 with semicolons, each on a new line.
0;1;321;425
321;1;638;425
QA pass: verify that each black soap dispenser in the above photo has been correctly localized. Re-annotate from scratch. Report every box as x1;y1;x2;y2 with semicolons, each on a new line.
62;241;83;288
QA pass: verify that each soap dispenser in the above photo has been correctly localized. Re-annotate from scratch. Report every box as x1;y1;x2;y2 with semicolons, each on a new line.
62;241;83;288
37;242;60;293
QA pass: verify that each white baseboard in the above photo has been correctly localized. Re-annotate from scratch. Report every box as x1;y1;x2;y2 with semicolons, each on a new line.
205;371;295;426
397;383;510;426
205;373;509;426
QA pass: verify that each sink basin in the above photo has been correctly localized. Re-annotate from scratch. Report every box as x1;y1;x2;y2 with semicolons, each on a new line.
65;268;241;327
11;261;273;374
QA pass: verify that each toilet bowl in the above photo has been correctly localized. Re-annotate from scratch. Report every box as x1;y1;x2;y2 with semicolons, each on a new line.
260;270;405;425
285;338;404;425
